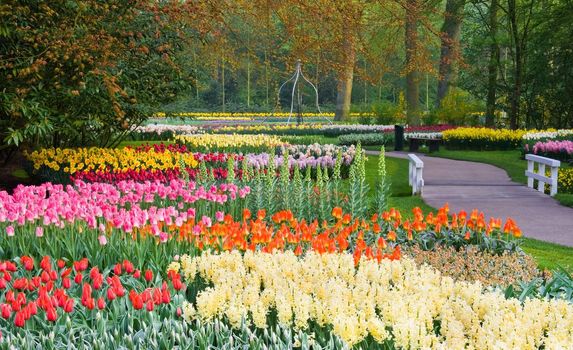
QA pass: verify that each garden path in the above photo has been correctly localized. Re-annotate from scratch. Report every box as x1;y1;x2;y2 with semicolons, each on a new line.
367;150;573;247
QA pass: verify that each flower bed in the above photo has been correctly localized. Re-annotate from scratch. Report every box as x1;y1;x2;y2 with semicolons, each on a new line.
338;133;394;146
25;145;198;183
522;129;573;141
174;133;287;153
559;168;573;193
442;127;527;150
529;140;573;162
131;124;204;140
174;251;573;348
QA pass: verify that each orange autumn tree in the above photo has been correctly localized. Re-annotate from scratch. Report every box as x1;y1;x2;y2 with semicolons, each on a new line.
0;0;221;150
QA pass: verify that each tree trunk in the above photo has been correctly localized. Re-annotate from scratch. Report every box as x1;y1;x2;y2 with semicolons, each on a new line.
436;0;465;107
335;37;355;121
508;0;521;130
485;0;499;127
405;0;420;125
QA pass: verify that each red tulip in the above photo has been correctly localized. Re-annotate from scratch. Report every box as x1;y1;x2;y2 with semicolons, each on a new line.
63;299;74;313
161;288;171;304
85;298;95;310
6;290;15;303
172;278;184;291
14;311;25;327
57;259;66;269
41;271;50;283
40;256;51;271
0;278;5;290
46;307;57;322
176;307;182;317
28;301;37;316
144;270;153;282
3;272;11;282
62;277;71;289
105;287;116;302
114;263;122;275
5;262;16;272
122;260;134;274
133;270;141;279
49;270;58;281
21;256;34;271
129;290;143;310
97;298;105;310
89;267;100;280
74;273;83;284
1;304;11;319
146;300;154;312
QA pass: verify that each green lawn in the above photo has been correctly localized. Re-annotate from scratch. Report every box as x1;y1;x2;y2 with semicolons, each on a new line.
521;238;573;271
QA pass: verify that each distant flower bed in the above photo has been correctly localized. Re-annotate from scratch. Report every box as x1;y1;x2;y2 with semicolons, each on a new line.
338;133;394;146
154;112;375;120
174;134;287;153
522;129;573;141
131;124;204;140
443;127;527;150
530;140;573;162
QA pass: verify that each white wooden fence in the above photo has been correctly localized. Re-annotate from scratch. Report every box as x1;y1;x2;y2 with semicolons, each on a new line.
408;154;424;195
525;154;560;196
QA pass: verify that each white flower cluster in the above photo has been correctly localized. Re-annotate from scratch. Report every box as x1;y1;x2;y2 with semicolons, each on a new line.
283;143;357;159
522;129;573;140
321;125;394;133
133;124;204;135
405;132;443;140
174;251;573;348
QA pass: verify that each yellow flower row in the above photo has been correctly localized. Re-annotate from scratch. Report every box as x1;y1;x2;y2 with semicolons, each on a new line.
174;134;287;150
172;251;573;348
442;127;529;143
25;147;198;174
154;112;374;119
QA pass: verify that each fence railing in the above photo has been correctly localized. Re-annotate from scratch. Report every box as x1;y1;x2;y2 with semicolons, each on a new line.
408;153;424;195
525;154;560;196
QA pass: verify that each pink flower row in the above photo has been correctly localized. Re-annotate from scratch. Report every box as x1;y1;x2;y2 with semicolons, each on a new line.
532;140;573;156
0;180;250;236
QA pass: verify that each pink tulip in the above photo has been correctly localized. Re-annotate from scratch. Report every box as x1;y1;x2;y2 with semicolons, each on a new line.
35;227;43;237
6;226;14;237
98;235;107;246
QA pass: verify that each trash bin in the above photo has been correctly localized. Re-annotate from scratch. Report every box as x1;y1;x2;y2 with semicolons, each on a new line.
394;125;404;151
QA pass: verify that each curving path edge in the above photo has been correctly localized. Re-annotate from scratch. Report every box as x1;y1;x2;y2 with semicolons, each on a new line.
367;150;573;247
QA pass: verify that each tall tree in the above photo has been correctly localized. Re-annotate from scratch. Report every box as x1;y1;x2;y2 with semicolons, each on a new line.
485;0;499;127
436;0;466;107
405;0;421;125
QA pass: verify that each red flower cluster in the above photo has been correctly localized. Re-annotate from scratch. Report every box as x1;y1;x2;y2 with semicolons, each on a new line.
0;256;182;328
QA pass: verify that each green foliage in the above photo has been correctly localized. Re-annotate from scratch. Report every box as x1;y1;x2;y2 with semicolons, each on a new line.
371;101;400;125
0;1;198;150
433;89;484;126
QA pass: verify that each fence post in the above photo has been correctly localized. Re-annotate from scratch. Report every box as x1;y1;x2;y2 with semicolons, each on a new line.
537;163;546;193
527;159;534;189
550;166;559;196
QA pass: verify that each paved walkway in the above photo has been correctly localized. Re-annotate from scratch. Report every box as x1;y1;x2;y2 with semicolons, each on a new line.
368;150;573;247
